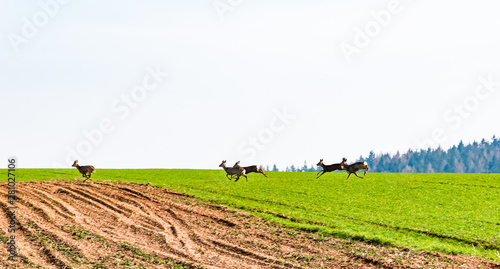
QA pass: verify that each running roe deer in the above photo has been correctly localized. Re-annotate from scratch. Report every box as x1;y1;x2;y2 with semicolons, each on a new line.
219;160;247;182
341;158;369;179
233;161;268;178
72;160;96;182
316;159;344;179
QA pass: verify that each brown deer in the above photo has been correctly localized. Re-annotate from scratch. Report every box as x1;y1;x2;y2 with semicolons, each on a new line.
72;160;96;182
219;160;247;182
341;158;369;179
233;161;268;178
316;159;344;179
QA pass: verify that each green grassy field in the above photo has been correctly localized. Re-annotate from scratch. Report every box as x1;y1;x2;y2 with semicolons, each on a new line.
6;168;500;261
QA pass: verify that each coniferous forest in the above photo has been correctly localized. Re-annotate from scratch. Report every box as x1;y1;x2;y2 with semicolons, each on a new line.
357;136;500;173
276;136;500;173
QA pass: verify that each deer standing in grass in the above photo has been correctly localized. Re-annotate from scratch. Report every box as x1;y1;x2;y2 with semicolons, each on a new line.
219;160;247;182
341;158;369;179
72;160;96;182
316;159;344;179
233;161;268;178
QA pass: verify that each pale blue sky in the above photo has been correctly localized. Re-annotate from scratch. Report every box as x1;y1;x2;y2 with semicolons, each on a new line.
1;0;500;169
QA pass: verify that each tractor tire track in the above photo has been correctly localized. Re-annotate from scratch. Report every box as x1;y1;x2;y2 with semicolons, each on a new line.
1;180;499;269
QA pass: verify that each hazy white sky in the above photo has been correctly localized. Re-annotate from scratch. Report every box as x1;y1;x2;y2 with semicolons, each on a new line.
1;0;500;169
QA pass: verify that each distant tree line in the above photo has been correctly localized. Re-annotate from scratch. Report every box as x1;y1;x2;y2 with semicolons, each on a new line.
267;136;500;173
264;162;320;173
357;136;500;173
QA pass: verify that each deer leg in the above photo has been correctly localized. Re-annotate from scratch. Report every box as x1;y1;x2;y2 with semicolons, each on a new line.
353;172;363;178
346;172;352;180
226;174;232;180
316;171;326;179
261;171;268;177
316;170;323;176
243;174;248;182
234;175;240;182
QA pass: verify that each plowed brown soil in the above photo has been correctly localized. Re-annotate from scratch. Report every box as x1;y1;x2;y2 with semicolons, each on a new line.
1;180;499;269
